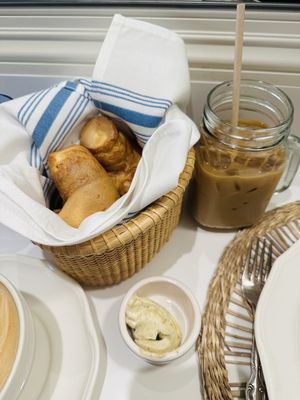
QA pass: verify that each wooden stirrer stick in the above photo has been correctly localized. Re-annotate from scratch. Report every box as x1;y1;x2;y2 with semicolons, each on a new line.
232;3;245;127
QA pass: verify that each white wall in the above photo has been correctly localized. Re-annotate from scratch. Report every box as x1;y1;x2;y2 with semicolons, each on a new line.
0;6;299;129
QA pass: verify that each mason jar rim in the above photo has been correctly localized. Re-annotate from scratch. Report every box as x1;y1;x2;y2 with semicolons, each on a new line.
206;79;294;135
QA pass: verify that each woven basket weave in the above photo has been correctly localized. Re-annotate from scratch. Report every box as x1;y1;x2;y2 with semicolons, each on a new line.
36;148;195;287
197;200;300;399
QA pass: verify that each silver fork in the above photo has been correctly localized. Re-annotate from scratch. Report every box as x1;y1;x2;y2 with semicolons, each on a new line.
241;239;273;400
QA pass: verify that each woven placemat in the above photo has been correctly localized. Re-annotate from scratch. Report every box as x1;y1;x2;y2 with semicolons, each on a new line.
197;200;300;400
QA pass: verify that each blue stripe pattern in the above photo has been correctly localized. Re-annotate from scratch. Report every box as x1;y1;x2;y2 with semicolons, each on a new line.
93;100;162;128
16;78;171;202
43;177;55;205
32;82;77;148
18;90;43;123
87;88;168;110
23;88;53;127
42;95;89;165
81;79;171;108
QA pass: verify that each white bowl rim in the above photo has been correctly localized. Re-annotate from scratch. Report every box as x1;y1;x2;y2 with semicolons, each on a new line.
119;275;201;363
0;273;26;397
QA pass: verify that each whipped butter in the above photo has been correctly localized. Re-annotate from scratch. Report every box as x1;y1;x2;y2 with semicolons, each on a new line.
0;282;19;390
125;294;181;357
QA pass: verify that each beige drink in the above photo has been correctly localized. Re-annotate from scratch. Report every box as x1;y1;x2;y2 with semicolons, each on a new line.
191;146;285;228
191;120;286;228
0;282;20;390
192;80;296;229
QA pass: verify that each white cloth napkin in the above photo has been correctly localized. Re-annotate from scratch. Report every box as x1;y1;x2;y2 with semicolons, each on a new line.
0;14;199;246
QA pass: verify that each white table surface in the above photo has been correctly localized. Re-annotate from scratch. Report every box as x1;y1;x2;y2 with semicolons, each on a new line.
1;175;300;400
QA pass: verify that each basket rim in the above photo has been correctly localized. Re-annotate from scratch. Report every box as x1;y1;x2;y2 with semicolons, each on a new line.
37;147;196;256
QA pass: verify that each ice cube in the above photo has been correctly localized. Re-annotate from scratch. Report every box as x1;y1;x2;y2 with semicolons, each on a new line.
234;155;248;165
247;157;265;169
262;155;277;172
219;152;231;169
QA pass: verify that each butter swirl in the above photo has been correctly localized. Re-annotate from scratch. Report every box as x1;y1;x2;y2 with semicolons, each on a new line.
125;294;181;357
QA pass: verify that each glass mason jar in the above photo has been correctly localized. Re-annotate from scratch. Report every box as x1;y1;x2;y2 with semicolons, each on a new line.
191;79;300;229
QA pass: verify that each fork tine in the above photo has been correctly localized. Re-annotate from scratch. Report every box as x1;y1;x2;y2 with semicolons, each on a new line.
258;239;267;284
263;241;273;283
243;241;253;281
250;239;261;282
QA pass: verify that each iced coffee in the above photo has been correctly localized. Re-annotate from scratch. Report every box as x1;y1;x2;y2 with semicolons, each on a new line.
191;125;285;228
190;80;297;229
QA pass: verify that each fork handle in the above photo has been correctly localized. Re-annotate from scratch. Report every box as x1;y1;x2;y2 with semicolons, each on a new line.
246;336;268;400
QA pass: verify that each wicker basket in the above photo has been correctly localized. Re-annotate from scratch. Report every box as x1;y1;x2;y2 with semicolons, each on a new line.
197;200;300;399
36;148;195;287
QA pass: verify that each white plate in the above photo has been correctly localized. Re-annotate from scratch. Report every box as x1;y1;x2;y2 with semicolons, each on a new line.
255;240;300;400
0;254;101;400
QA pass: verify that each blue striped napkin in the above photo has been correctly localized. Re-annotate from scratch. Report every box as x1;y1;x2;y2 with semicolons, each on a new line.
17;76;176;203
0;14;199;245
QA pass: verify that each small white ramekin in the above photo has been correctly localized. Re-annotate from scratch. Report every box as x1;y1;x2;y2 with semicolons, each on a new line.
119;276;201;365
0;274;35;400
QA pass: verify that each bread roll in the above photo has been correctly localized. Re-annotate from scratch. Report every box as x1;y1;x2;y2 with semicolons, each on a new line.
48;144;120;227
80;115;141;195
107;169;135;196
58;178;119;228
48;144;110;201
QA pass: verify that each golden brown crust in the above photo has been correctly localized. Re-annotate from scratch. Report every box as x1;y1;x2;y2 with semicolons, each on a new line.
108;170;132;196
48;143;120;227
80;115;118;153
96;131;128;171
58;178;119;228
80;115;141;195
48;144;110;201
108;148;141;195
48;115;142;227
